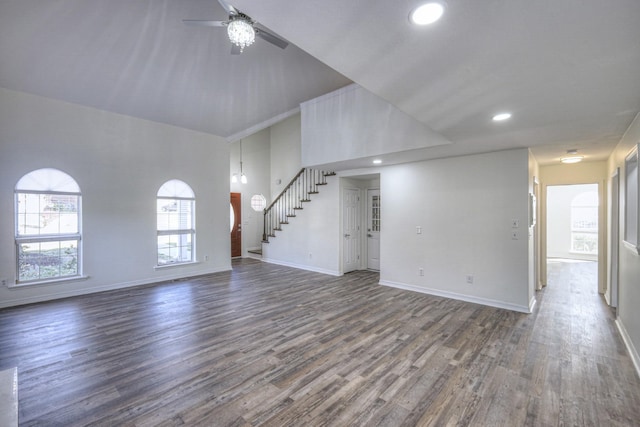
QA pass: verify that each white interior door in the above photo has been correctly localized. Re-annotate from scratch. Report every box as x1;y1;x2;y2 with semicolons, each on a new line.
343;188;361;273
367;189;380;271
610;170;619;308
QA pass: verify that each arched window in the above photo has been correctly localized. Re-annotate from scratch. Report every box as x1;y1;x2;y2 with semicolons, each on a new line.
15;168;82;283
157;179;195;265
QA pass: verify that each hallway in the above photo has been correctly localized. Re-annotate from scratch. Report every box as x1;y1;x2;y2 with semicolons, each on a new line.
538;259;637;424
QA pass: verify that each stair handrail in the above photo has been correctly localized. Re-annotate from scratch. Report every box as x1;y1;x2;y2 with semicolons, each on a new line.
264;167;306;213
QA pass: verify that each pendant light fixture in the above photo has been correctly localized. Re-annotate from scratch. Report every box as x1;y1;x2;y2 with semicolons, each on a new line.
232;140;247;184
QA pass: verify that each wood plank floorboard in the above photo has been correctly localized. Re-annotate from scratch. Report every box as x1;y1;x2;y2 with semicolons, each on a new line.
1;258;639;426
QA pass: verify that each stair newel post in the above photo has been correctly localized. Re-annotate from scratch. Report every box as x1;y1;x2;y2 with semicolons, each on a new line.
262;209;267;242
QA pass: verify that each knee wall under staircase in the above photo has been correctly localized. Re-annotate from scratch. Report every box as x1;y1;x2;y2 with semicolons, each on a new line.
262;168;335;243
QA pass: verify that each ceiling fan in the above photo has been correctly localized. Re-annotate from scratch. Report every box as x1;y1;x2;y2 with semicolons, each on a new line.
183;0;289;54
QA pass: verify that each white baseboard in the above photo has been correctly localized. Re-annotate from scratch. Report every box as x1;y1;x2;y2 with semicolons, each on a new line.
261;258;341;277
379;279;532;313
616;318;640;380
0;265;231;309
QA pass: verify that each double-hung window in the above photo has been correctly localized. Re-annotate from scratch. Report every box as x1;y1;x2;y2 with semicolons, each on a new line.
570;191;598;255
157;180;195;265
15;168;82;283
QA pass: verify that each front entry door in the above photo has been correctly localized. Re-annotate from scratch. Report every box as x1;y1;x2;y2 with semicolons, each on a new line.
230;193;241;257
367;189;380;270
343;188;360;273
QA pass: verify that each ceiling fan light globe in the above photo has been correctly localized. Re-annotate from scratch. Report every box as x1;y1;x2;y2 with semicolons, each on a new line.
227;18;255;52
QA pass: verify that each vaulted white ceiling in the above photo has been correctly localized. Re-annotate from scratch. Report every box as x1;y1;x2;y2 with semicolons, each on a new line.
0;0;351;140
2;0;639;165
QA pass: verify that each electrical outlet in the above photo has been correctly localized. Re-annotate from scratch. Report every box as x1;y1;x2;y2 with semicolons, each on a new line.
419;268;424;276
204;255;209;262
466;275;474;284
512;231;518;240
1;278;7;287
511;219;519;228
416;226;422;234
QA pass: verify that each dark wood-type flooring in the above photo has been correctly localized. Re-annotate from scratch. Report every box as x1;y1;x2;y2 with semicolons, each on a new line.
1;258;639;426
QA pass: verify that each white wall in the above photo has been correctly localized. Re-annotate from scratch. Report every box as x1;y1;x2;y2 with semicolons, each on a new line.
380;149;532;313
300;84;450;167
229;129;271;254
608;113;640;375
270;113;302;198
262;175;340;275
0;89;230;308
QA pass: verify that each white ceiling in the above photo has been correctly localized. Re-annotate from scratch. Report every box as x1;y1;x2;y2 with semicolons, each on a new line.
0;0;351;140
2;0;639;166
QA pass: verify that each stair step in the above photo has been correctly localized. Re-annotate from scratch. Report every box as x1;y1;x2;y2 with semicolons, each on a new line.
294;207;303;210
286;215;297;218
323;172;336;176
309;191;319;194
316;182;328;185
300;199;311;202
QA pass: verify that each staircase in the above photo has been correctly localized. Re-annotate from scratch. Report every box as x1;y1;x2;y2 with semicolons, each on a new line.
263;168;335;243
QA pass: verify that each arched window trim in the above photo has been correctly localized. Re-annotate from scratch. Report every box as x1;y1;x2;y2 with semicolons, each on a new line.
156;179;196;267
14;168;84;285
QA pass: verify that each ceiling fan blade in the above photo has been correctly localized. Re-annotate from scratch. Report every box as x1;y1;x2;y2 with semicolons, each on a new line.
217;0;238;16
183;20;226;27
230;44;241;55
255;27;289;50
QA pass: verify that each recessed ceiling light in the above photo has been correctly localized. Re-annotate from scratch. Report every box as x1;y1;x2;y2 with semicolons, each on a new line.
561;156;584;164
373;159;382;164
492;113;512;121
410;2;445;25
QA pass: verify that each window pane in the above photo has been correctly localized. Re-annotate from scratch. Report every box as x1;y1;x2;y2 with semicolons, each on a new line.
18;239;79;281
157;233;193;265
571;232;598;254
16;193;79;236
157;199;193;232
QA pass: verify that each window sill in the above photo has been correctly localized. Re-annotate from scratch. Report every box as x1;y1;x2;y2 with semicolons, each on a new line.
154;261;201;270
8;275;90;289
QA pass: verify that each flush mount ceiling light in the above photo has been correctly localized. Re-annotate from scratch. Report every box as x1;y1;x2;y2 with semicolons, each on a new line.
492;112;512;122
373;159;382;164
561;156;584;164
561;149;584;163
410;2;445;25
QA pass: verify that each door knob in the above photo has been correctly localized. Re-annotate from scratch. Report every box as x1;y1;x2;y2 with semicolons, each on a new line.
367;234;372;237
344;234;350;238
